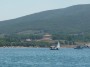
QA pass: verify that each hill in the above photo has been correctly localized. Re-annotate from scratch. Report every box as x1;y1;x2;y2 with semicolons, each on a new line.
0;4;90;34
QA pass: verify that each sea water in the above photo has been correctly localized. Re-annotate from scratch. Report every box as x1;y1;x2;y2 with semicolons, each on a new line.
0;48;90;67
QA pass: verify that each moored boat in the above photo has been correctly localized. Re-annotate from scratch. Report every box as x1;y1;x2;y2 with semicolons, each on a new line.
74;45;83;49
50;41;60;50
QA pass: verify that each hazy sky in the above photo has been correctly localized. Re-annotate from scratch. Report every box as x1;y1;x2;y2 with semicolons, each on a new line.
0;0;90;21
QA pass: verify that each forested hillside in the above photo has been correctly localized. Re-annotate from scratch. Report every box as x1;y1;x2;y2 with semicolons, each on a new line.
0;4;90;34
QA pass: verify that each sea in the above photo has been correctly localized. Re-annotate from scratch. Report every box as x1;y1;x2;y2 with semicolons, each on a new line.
0;48;90;67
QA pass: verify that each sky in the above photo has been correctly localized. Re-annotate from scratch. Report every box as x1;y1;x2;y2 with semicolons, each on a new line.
0;0;90;21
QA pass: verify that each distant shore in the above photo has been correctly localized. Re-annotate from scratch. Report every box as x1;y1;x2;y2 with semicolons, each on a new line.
0;45;77;48
61;45;77;48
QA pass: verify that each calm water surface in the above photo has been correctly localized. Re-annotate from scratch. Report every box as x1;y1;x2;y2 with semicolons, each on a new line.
0;48;90;67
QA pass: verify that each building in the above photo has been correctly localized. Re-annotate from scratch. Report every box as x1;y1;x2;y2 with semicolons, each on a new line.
26;39;31;41
42;34;52;41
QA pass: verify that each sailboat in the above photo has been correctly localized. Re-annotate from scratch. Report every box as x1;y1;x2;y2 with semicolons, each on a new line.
57;41;60;48
50;41;60;50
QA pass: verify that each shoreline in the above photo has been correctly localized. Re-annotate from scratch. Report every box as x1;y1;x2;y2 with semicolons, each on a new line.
0;45;77;48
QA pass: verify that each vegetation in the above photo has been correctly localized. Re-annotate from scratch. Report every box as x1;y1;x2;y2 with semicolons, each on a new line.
0;34;90;47
0;34;51;47
0;4;90;47
0;4;90;34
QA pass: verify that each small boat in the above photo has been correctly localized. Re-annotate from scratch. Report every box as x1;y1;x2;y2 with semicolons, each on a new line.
83;44;90;48
50;46;59;50
74;45;83;49
50;41;60;50
74;44;90;49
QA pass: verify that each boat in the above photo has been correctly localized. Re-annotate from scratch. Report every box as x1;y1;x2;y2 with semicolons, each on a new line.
74;44;90;49
83;44;90;48
57;41;60;48
50;41;60;50
74;45;83;49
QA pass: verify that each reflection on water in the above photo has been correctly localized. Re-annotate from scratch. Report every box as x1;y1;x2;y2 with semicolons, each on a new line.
0;48;90;67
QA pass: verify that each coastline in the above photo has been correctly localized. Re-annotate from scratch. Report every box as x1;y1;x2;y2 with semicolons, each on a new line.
0;45;77;48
